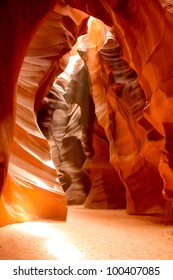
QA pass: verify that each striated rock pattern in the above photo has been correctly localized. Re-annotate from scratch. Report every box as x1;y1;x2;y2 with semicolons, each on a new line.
37;54;89;205
65;0;173;213
1;0;173;226
39;52;126;209
77;18;164;215
0;0;88;226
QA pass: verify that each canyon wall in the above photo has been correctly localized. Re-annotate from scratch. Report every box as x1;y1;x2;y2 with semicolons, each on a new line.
0;0;173;226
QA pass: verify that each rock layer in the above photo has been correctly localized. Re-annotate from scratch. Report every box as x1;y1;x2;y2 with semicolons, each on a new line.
0;0;173;226
0;0;88;226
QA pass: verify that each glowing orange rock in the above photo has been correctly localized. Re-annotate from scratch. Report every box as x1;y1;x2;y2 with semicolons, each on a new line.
1;0;173;226
65;0;173;215
0;0;88;226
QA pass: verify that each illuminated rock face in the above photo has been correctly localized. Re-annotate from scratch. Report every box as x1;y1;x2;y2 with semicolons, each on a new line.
0;0;173;226
64;0;173;213
0;0;88;226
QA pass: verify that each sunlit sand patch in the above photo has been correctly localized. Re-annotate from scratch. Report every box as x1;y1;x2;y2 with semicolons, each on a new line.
13;221;84;260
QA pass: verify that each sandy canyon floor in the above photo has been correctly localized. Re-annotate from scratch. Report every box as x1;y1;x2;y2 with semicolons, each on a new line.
0;206;173;260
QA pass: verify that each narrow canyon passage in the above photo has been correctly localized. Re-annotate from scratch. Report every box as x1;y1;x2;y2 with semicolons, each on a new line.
0;206;173;260
1;1;173;266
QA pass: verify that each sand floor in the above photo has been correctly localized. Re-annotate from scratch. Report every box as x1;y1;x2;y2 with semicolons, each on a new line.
0;206;173;260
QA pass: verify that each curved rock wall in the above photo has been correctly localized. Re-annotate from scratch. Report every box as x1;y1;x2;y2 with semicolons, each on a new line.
0;0;173;226
77;18;164;214
65;0;173;214
0;0;88;226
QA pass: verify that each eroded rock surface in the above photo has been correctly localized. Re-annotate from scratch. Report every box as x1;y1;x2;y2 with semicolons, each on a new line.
0;0;173;226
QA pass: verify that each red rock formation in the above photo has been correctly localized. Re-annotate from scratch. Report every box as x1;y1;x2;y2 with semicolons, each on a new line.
0;0;88;226
0;0;173;226
65;0;173;213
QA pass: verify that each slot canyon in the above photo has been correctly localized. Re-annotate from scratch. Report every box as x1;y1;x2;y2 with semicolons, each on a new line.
0;0;173;260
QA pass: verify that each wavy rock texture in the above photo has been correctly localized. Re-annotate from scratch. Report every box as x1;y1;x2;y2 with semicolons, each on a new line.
37;54;89;205
77;19;164;215
39;52;126;208
1;0;173;226
64;0;173;213
0;0;88;226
